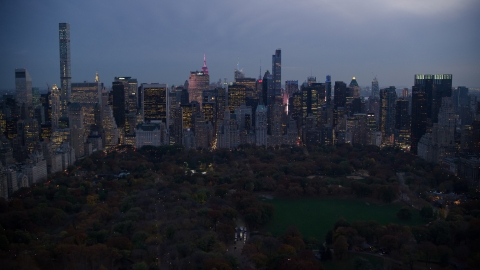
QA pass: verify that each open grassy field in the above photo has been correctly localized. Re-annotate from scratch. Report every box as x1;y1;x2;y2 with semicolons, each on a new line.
264;197;425;240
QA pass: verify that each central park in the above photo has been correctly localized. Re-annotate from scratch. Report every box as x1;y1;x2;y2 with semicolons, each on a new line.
0;144;479;269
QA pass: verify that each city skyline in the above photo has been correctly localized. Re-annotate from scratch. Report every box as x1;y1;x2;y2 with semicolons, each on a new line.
1;0;480;90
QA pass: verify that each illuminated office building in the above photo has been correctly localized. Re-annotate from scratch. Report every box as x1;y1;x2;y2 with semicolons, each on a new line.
235;78;256;98
188;55;210;107
71;81;102;105
228;84;247;113
141;83;168;125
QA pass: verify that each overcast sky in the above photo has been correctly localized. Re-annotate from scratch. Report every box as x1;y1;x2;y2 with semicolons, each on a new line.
1;0;479;91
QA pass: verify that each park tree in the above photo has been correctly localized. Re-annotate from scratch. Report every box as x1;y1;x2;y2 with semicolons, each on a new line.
333;235;348;260
401;244;418;270
419;205;434;220
428;220;451;245
334;218;350;230
250;253;268;268
353;257;373;270
418;241;436;267
277;244;297;256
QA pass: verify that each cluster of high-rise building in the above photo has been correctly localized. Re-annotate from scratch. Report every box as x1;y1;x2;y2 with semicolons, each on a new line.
1;23;480;199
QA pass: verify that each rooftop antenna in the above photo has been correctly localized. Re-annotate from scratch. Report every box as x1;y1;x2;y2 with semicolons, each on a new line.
259;59;262;80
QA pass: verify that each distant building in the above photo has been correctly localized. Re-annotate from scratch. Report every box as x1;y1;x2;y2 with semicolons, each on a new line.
141;83;168;125
272;49;281;98
71;81;103;105
228;84;247;113
414;74;452;124
417;98;457;163
59;23;71;117
410;85;428;154
349;77;360;98
193;113;213;149
217;111;239;149
262;71;274;106
69;103;85;158
395;99;410;150
15;68;32;113
22;149;47;186
56;142;76;171
101;88;119;148
371;77;379;99
379;86;397;145
188;55;210;107
255;105;267;146
135;122;168;148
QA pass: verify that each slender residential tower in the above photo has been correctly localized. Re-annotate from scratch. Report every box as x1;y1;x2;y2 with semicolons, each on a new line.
59;23;71;117
272;49;281;99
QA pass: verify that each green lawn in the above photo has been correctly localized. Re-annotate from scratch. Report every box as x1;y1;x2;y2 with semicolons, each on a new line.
264;197;425;240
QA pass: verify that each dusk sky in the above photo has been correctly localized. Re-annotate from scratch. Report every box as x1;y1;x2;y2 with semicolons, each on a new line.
1;0;479;91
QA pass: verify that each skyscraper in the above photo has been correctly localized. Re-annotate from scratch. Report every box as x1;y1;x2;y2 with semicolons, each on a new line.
413;74;452;123
394;99;410;149
188;55;210;108
255;105;267;146
371;77;379;99
349;77;360;98
227;84;247;113
379;86;397;145
112;81;126;129
141;83;168;125
432;74;453;123
333;81;347;110
410;85;427;154
272;49;281;98
59;23;71;117
325;75;332;106
50;84;61;130
15;68;32;112
262;70;274;105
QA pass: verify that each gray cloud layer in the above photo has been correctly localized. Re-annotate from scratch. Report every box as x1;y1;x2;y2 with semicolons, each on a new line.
1;0;479;90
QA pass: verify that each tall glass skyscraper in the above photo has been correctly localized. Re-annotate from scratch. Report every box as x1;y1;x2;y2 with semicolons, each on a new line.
272;49;281;98
59;23;71;117
15;68;32;109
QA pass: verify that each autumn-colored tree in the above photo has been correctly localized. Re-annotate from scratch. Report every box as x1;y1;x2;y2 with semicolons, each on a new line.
401;244;418;270
333;235;348;260
250;252;268;268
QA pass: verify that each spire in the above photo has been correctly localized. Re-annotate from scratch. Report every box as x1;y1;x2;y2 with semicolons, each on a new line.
259;59;262;80
201;53;209;75
95;71;99;82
